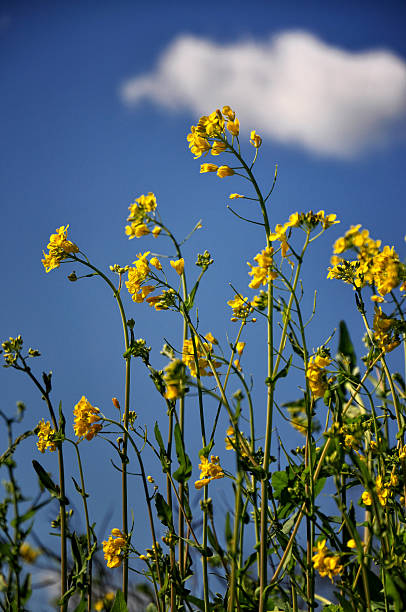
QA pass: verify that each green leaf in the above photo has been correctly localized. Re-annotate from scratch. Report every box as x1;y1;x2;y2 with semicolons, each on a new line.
338;320;357;371
173;423;192;483
271;470;289;499
111;590;129;612
32;460;58;495
265;355;292;387
314;476;326;498
73;598;87;612
154;422;170;473
155;492;174;529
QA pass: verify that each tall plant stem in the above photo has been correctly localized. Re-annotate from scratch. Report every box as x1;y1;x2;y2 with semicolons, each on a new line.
73;256;131;600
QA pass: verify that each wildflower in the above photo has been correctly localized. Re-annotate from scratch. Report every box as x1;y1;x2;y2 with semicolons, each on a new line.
170;258;184;275
236;341;245;354
347;539;357;549
247;246;277;289
217;165;234;178
211;140;227;156
182;336;221;378
361;491;372;506
19;542;41;563
229;193;244;199
187;126;211;158
222;105;235;120
250;130;262;147
42;225;79;272
126;252;154;303
225;426;248;456
102;529;127;569
163;359;187;399
36;419;57;453
125;222;150;239
373;306;400;353
152;225;161;238
200;163;218;173
306;352;331;399
205;332;218;344
73;396;102;441
227;118;240;137
399;445;406;460
149;257;162;271
147;475;154;483
195;455;225;489
312;539;343;582
227;294;252;321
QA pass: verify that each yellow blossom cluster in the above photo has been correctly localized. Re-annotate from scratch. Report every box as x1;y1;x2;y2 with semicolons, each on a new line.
195;455;225;489
361;473;398;507
73;396;102;441
125;192;161;240
19;542;41;563
247;246;278;289
94;592;115;611
373;306;401;353
306;353;331;399
225;426;249;457
227;294;253;322
270;211;339;259
102;528;127;569
312;539;343;582
36;419;57;453
329;225;403;297
125;251;155;303
182;334;221;378
41;225;79;273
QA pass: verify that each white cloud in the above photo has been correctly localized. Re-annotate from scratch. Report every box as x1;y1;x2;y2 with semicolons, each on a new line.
120;31;406;157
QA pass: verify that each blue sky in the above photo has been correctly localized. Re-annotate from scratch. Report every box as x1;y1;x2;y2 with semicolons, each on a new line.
1;0;406;605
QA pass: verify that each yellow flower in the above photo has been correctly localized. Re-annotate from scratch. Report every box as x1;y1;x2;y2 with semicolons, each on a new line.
217;165;234;178
250;130;262;147
42;225;79;272
36;419;57;453
373;306;400;353
182;336;221;378
229;193;245;199
102;529;127;569
347;539;357;549
19;542;41;563
236;341;245;354
361;490;372;506
227;294;252;321
306;353;331;399
152;225;162;238
399;445;406;460
149;257;162;271
200;163;218;173
211;140;227;156
247;246;277;289
204;332;218;344
147;475;154;483
222;105;235;120
227;118;240;137
73;396;102;441
170;258;184;275
312;539;343;582
195;455;225;489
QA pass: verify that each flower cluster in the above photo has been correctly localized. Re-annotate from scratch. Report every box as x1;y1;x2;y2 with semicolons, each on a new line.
373;306;401;353
125;192;161;240
225;426;249;457
125;251;155;303
102;528;127;569
270;211;339;258
19;542;41;564
227;294;253;322
36;419;57;453
361;473;398;507
163;359;187;400
306;351;331;399
247;246;277;288
329;225;403;297
73;396;102;441
182;334;221;378
195;455;225;489
42;225;79;273
312;539;343;582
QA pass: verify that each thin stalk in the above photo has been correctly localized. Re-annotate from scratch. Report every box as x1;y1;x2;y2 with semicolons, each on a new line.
73;256;131;600
228;470;243;612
